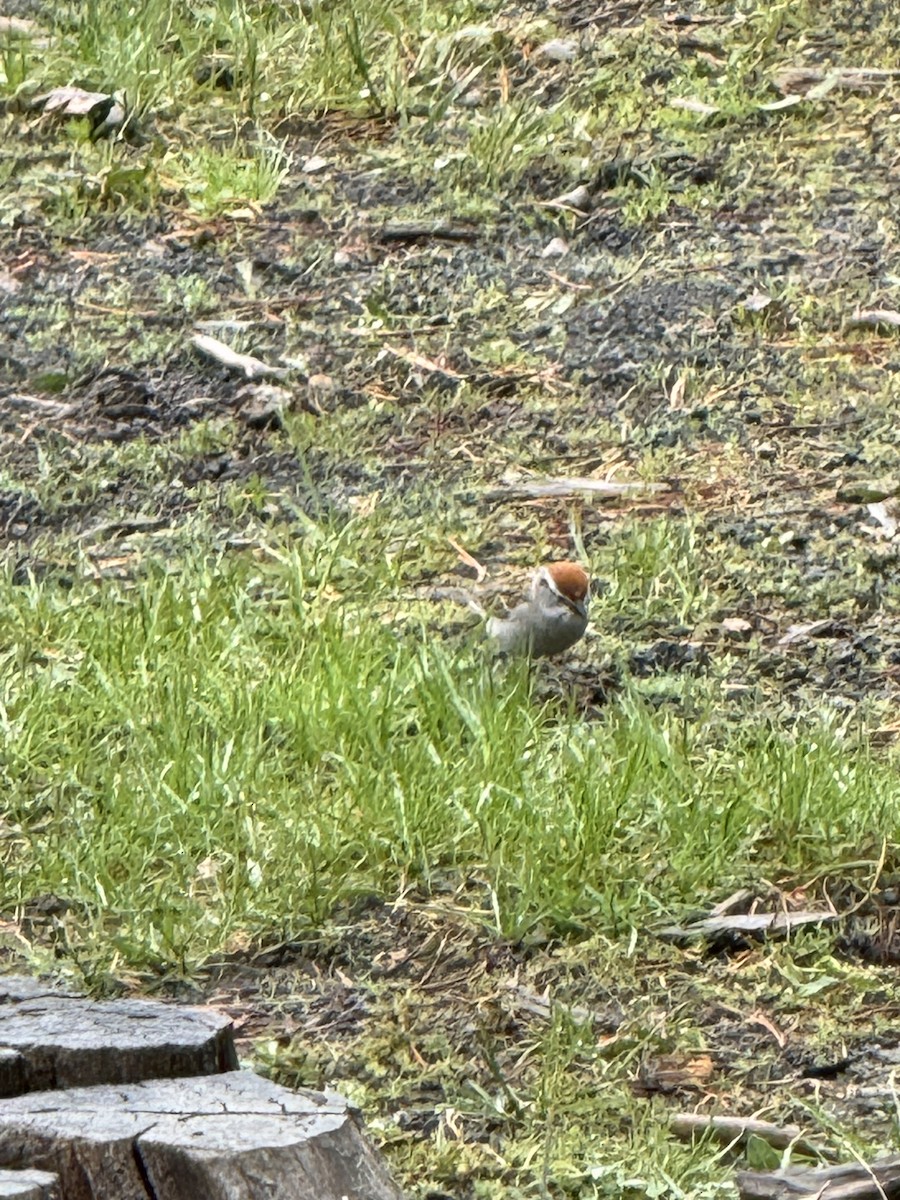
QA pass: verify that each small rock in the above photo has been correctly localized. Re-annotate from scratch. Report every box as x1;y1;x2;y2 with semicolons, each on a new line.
535;38;577;62
541;236;569;258
547;184;592;211
721;617;752;640
237;383;292;430
457;88;483;107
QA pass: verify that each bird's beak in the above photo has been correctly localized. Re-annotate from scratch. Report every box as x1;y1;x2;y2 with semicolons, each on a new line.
561;595;588;621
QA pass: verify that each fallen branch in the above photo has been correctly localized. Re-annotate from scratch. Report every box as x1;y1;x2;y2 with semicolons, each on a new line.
191;333;288;380
736;1154;900;1200
846;308;900;331
671;1114;832;1159
774;66;900;97
6;394;80;419
378;220;479;243
485;476;669;502
660;910;837;939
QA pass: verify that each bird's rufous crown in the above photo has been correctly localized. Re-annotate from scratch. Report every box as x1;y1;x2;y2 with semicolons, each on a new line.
542;561;589;602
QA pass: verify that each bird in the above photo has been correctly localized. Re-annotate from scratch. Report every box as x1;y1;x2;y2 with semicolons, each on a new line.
486;561;590;658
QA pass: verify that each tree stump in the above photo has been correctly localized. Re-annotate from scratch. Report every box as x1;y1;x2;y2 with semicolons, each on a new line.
0;977;402;1200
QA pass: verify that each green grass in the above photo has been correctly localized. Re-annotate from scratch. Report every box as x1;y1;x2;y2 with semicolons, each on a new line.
1;525;895;980
4;518;897;1197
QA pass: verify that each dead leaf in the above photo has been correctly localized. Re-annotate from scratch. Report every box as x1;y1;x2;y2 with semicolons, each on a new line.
660;910;838;938
195;856;220;881
499;62;510;105
87;555;137;577
307;372;335;395
773;66;900;97
635;1053;715;1095
709;888;754;917
757;94;805;111
348;492;381;518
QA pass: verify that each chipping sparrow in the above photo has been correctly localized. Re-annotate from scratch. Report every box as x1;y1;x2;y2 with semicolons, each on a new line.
487;561;590;657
